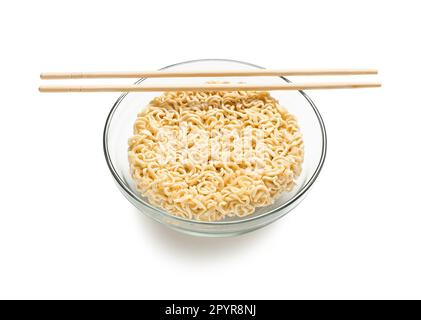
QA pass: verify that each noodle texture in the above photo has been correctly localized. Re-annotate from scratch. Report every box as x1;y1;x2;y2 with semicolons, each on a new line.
128;89;304;221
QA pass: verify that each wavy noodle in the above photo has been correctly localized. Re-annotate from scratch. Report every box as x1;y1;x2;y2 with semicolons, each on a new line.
128;89;304;221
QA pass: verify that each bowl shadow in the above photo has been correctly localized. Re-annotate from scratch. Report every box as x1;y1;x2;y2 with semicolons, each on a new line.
132;208;284;261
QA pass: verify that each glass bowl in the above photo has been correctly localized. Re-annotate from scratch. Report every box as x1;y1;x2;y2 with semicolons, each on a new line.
103;59;327;237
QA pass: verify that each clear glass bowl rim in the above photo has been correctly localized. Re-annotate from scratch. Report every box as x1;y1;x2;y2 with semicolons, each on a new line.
103;58;327;226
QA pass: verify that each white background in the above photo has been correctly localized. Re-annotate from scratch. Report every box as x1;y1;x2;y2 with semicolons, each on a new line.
0;0;420;299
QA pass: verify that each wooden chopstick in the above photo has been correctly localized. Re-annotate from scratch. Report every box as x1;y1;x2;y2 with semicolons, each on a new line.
39;82;381;93
40;69;378;79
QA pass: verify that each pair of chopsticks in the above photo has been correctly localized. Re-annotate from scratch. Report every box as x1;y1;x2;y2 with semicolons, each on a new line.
39;69;381;92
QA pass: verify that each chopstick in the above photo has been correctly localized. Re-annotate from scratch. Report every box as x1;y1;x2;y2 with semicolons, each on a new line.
39;82;381;93
40;68;378;79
